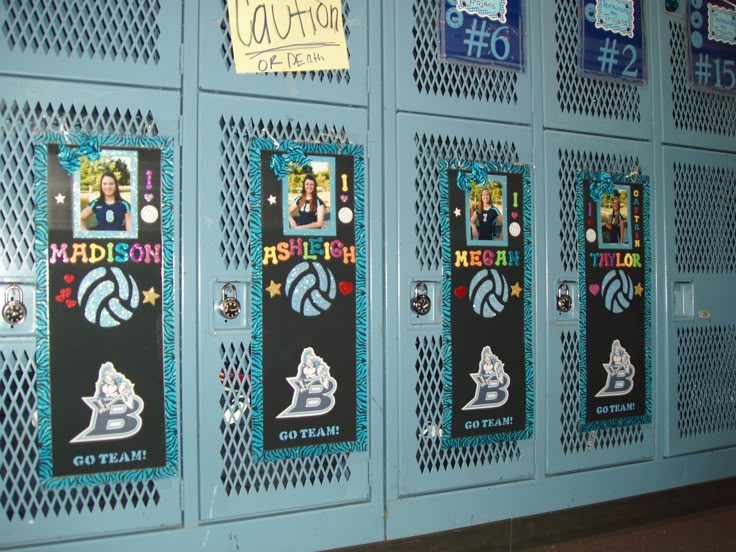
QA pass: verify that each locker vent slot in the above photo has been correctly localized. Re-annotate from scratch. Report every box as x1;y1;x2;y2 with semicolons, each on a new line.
560;331;644;453
673;163;736;273
413;133;519;273
0;349;161;522
668;20;736;136
217;115;352;494
217;0;352;84
0;96;161;523
218;116;349;271
1;1;162;63
218;341;351;494
557;148;640;273
411;0;518;102
677;325;736;438
414;336;520;472
553;0;641;121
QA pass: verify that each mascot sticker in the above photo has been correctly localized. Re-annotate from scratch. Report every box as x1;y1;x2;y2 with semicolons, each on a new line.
577;171;651;430
440;160;534;448
250;138;367;462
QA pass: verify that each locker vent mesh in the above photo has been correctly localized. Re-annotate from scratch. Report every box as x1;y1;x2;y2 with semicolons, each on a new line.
668;20;736;137
218;117;349;271
0;97;160;523
217;119;351;493
1;1;162;63
218;341;350;494
412;1;518;103
677;325;736;438
673;163;736;273
412;132;521;471
557;148;640;273
218;0;351;84
413;133;519;272
560;332;644;453
415;336;520;471
554;0;641;121
0;99;157;273
1;349;160;522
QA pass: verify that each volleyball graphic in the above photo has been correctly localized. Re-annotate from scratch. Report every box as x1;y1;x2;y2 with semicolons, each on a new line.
468;268;509;318
77;267;140;327
284;261;337;317
601;269;634;314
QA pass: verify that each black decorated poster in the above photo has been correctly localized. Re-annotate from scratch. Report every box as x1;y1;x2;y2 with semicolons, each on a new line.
250;139;367;462
34;134;177;487
577;171;651;431
440;160;533;448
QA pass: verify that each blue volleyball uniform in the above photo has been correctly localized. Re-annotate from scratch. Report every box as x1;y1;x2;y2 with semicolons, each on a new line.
476;206;500;240
294;196;323;226
90;199;130;231
609;214;624;243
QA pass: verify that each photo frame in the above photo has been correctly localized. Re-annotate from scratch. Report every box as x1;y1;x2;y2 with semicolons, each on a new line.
72;149;139;240
597;184;632;249
282;155;336;237
466;175;507;247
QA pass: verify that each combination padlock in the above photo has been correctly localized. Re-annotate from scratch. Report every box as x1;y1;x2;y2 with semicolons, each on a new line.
411;282;432;316
2;284;27;327
557;283;573;313
218;283;242;320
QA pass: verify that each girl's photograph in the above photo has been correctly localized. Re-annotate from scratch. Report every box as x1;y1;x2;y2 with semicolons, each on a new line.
467;177;505;244
74;150;138;238
284;157;334;236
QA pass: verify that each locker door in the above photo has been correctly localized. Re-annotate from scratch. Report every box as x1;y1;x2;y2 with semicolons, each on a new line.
663;147;736;457
0;77;182;549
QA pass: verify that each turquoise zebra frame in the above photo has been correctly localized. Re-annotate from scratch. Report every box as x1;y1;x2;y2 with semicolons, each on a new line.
576;170;652;431
440;159;534;448
34;132;178;487
249;138;367;462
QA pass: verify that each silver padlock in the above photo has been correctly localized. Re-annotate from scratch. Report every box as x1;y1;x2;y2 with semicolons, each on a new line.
557;283;573;313
2;284;27;326
218;283;242;320
411;282;431;316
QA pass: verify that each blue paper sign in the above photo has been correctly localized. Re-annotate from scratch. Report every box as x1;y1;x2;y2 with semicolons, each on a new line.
439;0;525;72
688;0;736;94
579;0;647;85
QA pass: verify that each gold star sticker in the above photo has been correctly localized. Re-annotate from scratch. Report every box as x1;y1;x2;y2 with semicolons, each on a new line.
634;282;644;296
142;287;160;305
265;280;282;298
511;282;523;297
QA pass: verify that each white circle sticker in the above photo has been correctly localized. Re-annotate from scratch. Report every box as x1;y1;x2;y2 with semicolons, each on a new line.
338;207;353;224
586;228;597;243
509;222;521;237
141;205;159;224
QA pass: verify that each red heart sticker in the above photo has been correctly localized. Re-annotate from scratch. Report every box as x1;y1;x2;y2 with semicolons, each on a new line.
587;218;594;226
339;281;354;296
65;299;77;309
55;291;66;302
61;287;72;299
454;286;467;300
64;274;75;284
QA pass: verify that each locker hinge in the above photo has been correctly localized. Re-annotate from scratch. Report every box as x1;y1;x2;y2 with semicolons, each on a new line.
179;479;185;512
